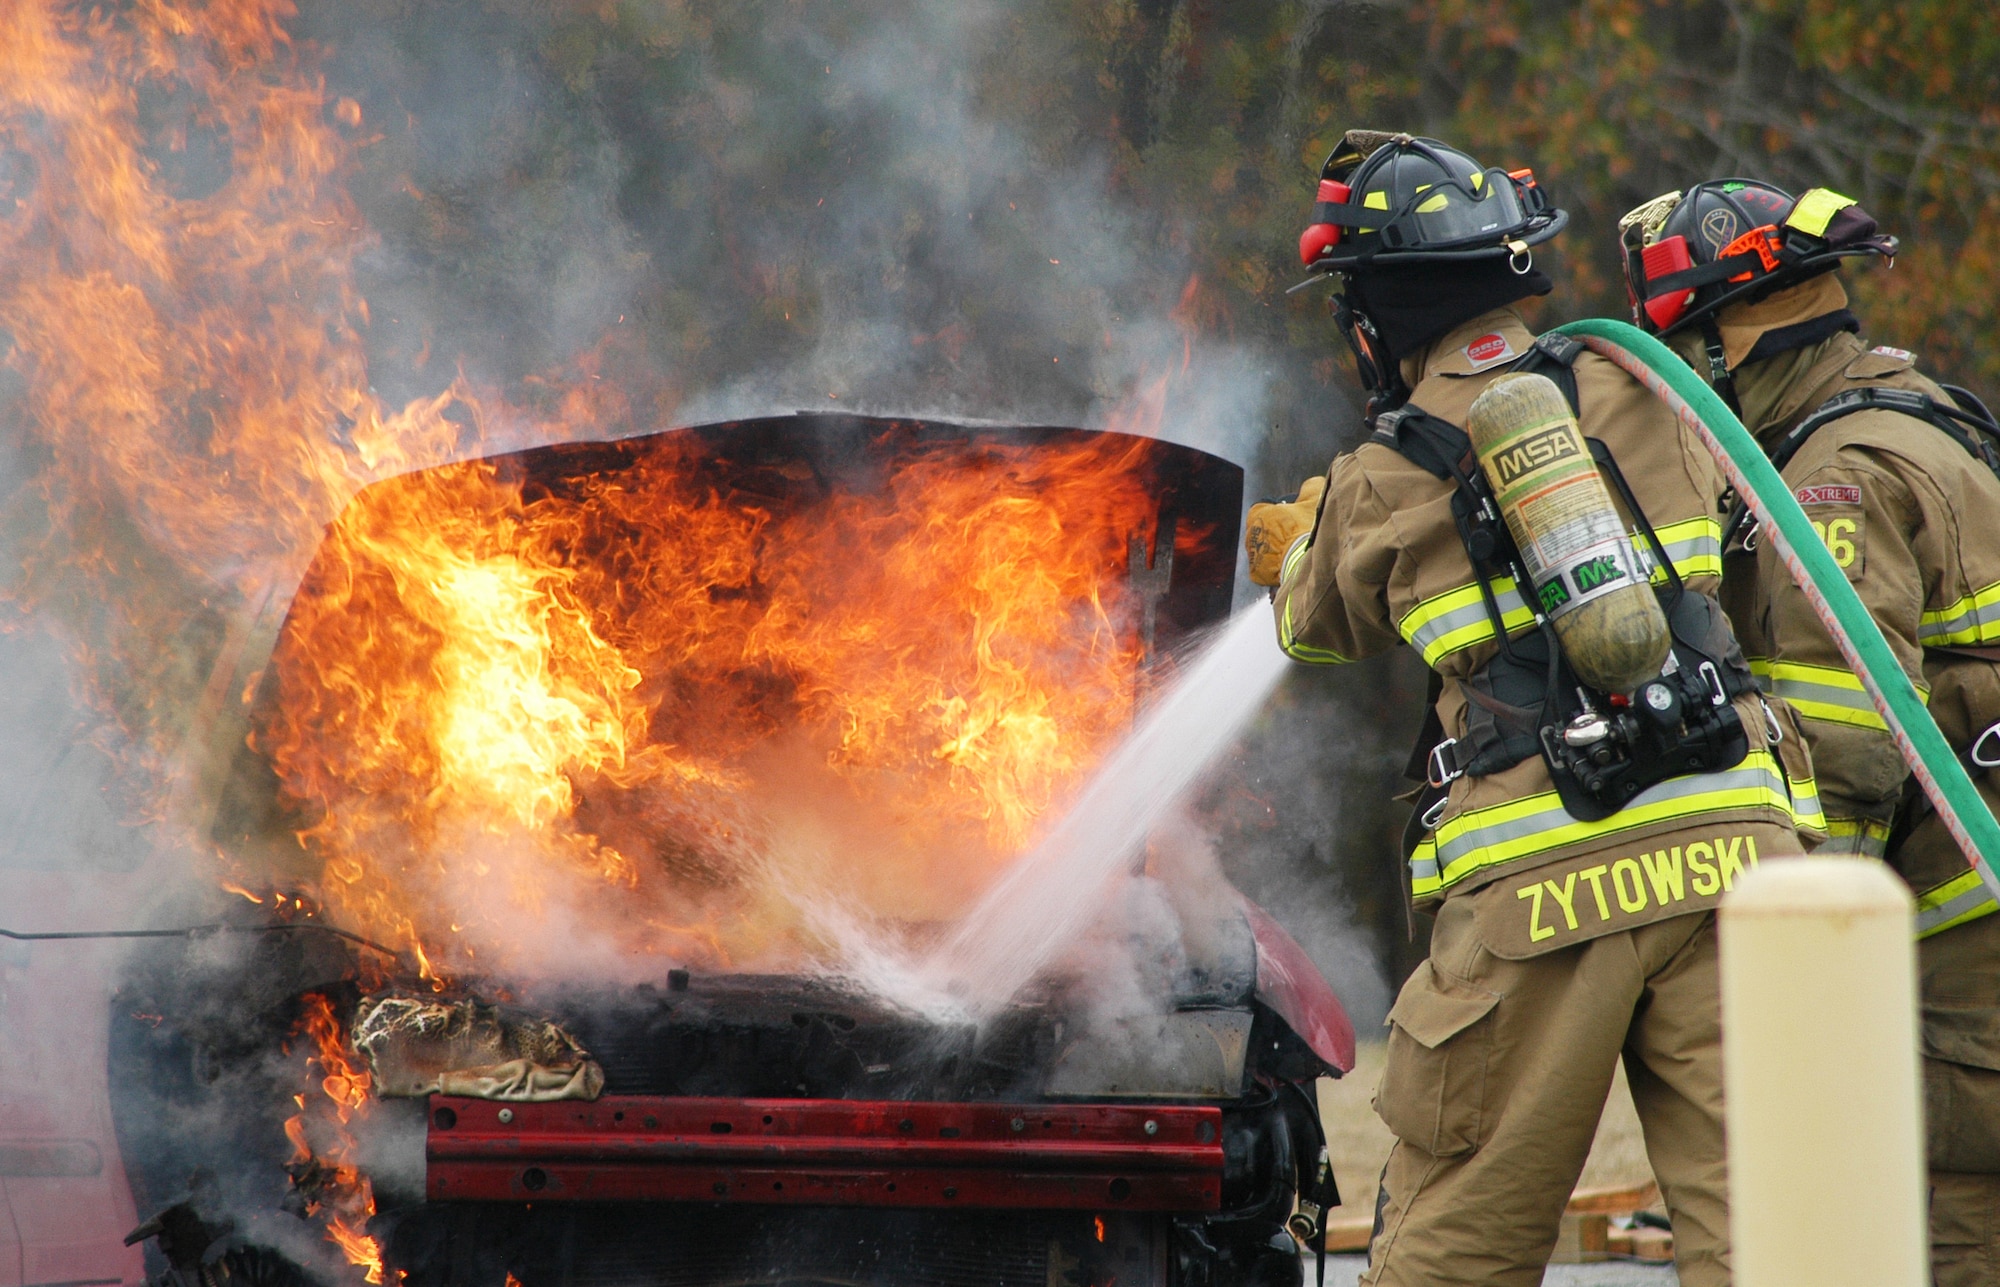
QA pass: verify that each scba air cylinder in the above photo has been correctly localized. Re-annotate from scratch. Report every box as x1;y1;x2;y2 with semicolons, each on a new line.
1467;372;1671;694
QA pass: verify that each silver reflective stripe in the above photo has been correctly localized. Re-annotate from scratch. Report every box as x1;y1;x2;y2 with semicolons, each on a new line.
1919;594;2000;644
1427;761;1782;875
1788;777;1824;831
1658;529;1721;571
1917;880;2000;938
1816;831;1886;858
1768;674;1876;717
1403;585;1529;659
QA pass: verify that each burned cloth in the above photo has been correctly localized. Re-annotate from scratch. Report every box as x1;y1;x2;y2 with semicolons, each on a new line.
352;995;605;1102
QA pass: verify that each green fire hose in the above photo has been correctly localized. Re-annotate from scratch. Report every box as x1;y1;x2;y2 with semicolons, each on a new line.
1555;318;2000;907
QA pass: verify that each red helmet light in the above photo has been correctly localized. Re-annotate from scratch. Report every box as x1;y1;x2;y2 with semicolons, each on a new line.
1299;179;1350;266
1640;235;1694;331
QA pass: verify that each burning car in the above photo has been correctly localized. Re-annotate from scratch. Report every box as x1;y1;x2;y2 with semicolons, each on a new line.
92;412;1354;1286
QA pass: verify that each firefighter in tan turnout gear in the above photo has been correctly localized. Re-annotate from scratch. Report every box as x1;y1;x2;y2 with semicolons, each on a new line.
1623;177;2000;1286
1247;132;1823;1287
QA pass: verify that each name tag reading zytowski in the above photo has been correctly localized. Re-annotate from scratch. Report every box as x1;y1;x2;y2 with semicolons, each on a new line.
1468;828;1797;958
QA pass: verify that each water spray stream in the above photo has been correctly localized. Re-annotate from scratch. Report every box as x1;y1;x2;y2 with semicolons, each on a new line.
922;608;1289;1018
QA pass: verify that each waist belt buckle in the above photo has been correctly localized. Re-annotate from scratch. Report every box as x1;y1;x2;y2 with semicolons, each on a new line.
1428;738;1465;788
1972;721;2000;770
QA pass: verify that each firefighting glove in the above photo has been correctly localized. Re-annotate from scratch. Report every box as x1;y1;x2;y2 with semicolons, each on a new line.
1244;474;1327;587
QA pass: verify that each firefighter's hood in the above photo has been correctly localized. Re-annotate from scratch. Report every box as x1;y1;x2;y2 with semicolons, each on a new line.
1665;273;1854;437
1713;272;1850;370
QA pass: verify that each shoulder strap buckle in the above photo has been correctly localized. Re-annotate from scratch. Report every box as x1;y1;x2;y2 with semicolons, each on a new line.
1369;406;1410;449
1972;721;2000;771
1505;332;1584;417
1525;332;1585;367
1427;737;1471;787
1373;403;1473;482
1855;385;1930;417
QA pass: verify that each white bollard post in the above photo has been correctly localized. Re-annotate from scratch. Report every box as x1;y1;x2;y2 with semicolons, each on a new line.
1720;857;1926;1286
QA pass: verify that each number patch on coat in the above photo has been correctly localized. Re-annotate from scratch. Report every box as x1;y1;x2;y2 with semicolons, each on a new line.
1807;511;1863;576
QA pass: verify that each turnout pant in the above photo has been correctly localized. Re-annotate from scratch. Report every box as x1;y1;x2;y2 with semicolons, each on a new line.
1360;892;1730;1287
1910;814;2000;1287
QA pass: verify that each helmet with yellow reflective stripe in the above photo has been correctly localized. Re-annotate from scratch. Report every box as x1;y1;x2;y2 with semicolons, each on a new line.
1298;132;1566;271
1618;179;1898;338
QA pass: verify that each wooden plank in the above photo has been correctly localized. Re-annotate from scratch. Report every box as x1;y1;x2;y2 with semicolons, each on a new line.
1323;1212;1373;1253
1312;1179;1660;1258
1565;1180;1661;1215
1609;1226;1675;1263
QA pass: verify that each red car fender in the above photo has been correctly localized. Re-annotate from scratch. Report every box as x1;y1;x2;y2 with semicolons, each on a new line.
1238;897;1356;1075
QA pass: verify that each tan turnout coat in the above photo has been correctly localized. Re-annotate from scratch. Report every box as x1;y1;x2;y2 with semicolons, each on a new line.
1275;306;1820;953
1719;327;2000;932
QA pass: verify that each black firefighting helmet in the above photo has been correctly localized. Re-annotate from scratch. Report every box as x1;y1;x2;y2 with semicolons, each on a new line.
1619;179;1898;337
1298;132;1566;271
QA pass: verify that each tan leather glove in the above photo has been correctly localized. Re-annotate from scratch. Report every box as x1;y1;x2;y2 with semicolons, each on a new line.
1244;474;1327;587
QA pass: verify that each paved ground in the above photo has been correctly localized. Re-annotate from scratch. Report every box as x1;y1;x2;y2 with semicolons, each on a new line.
1313;1255;1678;1285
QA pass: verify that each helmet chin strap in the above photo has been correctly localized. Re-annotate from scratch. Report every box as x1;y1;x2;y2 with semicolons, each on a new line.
1335;288;1410;419
1698;316;1744;419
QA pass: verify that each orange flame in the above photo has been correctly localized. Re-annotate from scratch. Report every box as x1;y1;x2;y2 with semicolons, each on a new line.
285;992;385;1280
0;0;1199;985
261;432;1170;977
0;0;470;805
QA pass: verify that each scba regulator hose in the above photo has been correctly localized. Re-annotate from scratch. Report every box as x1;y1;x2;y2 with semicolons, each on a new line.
1555;317;2000;906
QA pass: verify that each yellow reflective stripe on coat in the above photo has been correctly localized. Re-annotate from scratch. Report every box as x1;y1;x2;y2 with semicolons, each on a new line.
1278;597;1349;664
1399;578;1536;667
1280;532;1313;584
1787;770;1826;833
1408;748;1803;898
1920;579;2000;647
1916;868;2000;939
1396;517;1722;667
1648;517;1724;583
1819;816;1891;859
1276;537;1350;664
1764;660;1929;731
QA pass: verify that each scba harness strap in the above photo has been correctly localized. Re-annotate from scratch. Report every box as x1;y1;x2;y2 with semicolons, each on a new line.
1377;335;1756;836
1721;376;2000;915
1723;382;2000;554
1773;382;2000;478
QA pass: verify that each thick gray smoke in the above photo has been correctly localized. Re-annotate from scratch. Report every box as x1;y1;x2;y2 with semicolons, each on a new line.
303;0;1318;469
0;460;183;1264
